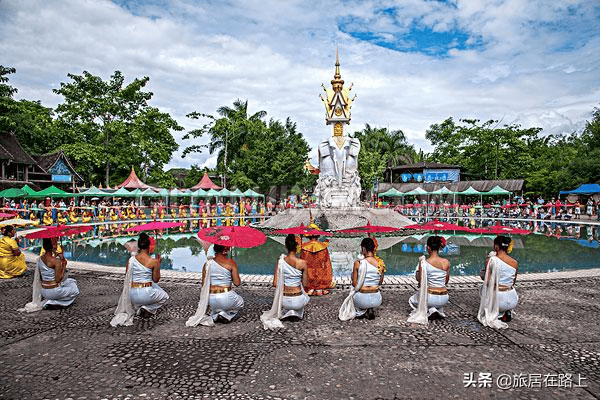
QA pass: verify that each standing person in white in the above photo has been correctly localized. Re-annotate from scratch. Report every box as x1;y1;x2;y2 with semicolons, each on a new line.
408;236;450;322
261;234;310;329
478;236;519;328
128;233;169;318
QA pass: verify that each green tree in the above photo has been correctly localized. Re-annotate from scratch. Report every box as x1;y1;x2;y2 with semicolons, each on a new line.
351;123;416;188
426;118;540;180
0;65;20;134
183;101;312;196
53;71;182;186
183;99;267;188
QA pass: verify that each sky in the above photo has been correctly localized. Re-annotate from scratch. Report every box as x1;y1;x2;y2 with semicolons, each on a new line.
1;0;599;171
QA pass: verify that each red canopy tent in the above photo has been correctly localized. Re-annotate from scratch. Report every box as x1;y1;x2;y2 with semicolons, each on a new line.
191;172;222;190
116;166;159;190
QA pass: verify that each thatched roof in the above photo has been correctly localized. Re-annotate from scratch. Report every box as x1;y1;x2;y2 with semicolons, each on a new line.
0;132;37;165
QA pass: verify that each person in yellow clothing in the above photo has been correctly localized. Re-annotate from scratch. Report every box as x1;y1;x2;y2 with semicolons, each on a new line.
159;207;166;220
179;205;188;231
29;210;39;225
138;208;146;220
57;211;68;225
81;210;92;223
201;207;209;228
150;207;157;220
239;199;245;226
0;225;28;279
43;209;54;225
68;208;79;224
98;209;107;235
170;207;178;219
190;207;199;230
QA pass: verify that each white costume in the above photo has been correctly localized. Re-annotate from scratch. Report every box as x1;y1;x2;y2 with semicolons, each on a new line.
409;256;449;322
261;255;310;330
186;259;244;327
339;258;382;321
128;256;169;315
478;252;518;329
19;257;79;312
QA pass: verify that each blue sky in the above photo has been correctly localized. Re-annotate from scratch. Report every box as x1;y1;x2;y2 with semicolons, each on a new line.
1;0;599;170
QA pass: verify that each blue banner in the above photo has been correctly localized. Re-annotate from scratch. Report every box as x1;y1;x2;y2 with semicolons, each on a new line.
52;174;72;182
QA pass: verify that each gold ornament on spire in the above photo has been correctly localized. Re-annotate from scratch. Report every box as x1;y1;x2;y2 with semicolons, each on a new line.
319;48;356;136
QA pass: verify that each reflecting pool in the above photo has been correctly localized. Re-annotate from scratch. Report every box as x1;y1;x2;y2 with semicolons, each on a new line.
24;221;600;277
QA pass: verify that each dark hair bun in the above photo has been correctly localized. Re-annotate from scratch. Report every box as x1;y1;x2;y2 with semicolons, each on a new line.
427;235;444;251
361;237;375;252
285;234;297;252
138;232;151;250
494;235;511;249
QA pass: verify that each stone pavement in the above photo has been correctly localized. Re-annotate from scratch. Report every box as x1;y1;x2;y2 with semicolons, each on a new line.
1;266;599;400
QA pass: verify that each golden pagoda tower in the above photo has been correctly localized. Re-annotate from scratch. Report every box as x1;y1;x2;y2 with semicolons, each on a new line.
320;49;356;148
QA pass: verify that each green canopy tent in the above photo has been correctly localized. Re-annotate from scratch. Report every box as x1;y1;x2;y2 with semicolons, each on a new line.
230;189;244;197
111;187;134;197
76;186;108;197
141;188;161;198
21;184;38;196
206;189;220;197
430;186;456;204
483;185;511;195
29;185;71;198
403;187;429;196
243;189;263;198
0;188;28;198
191;189;208;197
218;188;232;197
378;188;403;197
459;186;483;205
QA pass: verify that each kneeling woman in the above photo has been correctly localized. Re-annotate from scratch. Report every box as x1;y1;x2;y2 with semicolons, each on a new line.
339;238;384;321
478;236;518;329
261;235;309;329
408;236;449;324
111;233;168;325
186;244;244;326
22;238;79;311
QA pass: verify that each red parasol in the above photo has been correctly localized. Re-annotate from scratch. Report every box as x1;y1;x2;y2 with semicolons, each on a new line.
403;219;471;232
271;224;309;235
404;204;414;208
337;221;401;234
460;205;470;209
481;223;531;235
25;225;93;239
126;221;185;232
198;226;266;248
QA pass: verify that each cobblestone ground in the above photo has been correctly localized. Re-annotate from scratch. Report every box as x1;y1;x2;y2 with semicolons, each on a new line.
1;267;599;400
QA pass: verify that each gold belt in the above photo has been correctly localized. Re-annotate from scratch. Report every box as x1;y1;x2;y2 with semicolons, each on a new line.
360;286;380;293
210;285;230;294
428;287;448;295
41;280;59;289
284;290;303;297
498;285;513;292
131;281;153;288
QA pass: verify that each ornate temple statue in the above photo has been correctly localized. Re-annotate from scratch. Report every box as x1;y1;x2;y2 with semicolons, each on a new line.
314;50;362;208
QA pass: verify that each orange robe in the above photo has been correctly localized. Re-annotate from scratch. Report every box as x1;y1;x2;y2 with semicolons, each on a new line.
301;240;333;291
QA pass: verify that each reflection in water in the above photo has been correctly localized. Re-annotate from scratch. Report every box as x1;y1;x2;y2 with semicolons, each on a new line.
21;220;600;277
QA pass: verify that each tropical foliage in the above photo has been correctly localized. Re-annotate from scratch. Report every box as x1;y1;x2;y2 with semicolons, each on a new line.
183;99;314;194
351;124;417;190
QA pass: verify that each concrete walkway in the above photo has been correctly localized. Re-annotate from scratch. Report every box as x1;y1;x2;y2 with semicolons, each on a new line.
1;265;599;399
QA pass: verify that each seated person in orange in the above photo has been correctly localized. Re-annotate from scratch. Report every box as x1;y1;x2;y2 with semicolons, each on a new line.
170;207;178;219
138;207;146;220
301;223;334;296
29;210;39;224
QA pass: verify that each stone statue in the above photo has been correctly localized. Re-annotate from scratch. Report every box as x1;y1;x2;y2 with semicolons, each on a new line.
314;135;362;208
314;50;362;208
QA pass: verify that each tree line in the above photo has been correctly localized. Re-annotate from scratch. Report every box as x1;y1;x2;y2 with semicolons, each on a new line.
1;65;598;197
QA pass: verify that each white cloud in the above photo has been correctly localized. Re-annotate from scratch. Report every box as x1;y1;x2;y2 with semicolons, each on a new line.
0;0;597;171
